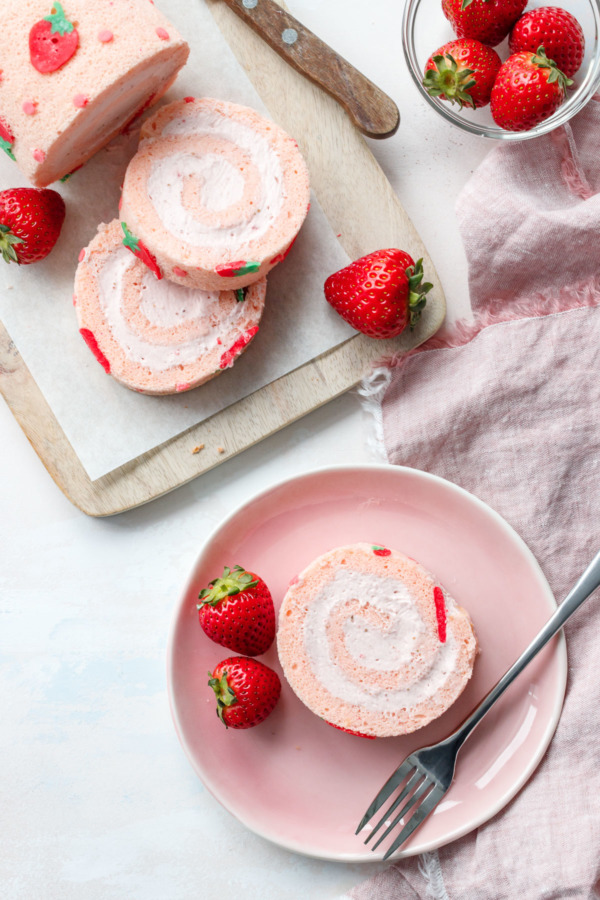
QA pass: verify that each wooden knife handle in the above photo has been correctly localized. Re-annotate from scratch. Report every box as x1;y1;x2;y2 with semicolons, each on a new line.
219;0;400;139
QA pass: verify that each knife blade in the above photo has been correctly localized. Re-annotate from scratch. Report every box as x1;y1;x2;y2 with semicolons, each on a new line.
218;0;400;139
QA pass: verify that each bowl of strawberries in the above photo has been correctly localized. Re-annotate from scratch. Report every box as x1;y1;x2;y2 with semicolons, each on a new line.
402;0;600;138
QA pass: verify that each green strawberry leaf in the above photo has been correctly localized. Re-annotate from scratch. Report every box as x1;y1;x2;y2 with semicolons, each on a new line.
423;54;477;109
532;46;573;90
405;258;432;329
0;224;24;265
197;564;258;608
208;670;238;727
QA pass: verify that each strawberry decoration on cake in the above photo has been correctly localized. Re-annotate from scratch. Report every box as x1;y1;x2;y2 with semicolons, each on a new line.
0;118;16;161
29;3;79;74
121;222;162;280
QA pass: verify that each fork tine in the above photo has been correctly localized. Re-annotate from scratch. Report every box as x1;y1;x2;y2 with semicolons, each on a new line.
382;784;446;860
364;769;423;844
356;759;415;834
370;776;433;851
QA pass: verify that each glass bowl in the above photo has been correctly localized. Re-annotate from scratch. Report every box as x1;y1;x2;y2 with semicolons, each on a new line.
402;0;600;139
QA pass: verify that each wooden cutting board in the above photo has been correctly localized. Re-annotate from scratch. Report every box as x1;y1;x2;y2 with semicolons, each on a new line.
0;1;446;516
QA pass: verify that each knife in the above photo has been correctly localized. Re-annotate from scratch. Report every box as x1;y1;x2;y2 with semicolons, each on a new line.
218;0;400;139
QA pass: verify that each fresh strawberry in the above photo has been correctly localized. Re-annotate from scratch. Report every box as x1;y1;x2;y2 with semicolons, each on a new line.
29;3;79;74
0;118;16;161
121;222;162;279
442;0;526;46
197;565;276;656
509;7;585;79
0;188;65;265
423;39;501;108
491;47;572;132
208;656;281;729
324;249;432;340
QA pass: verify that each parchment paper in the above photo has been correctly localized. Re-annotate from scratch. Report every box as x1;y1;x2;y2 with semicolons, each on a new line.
0;0;352;481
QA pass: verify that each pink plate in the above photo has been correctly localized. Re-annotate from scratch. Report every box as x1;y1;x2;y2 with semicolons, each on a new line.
167;464;567;861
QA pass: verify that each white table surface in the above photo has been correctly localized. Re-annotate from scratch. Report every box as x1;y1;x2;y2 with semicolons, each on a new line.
1;1;493;897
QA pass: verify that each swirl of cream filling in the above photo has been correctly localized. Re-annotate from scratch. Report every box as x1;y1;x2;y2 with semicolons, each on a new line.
303;569;461;713
145;107;285;250
97;246;252;370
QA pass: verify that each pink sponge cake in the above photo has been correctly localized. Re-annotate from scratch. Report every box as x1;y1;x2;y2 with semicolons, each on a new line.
0;0;189;187
119;97;311;290
277;543;478;738
74;219;266;395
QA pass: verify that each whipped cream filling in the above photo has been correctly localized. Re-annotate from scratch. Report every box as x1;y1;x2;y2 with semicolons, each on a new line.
97;247;249;370
146;108;285;250
303;570;461;713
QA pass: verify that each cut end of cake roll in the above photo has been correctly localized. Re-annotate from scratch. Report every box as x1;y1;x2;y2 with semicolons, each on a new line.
120;97;311;290
0;0;189;187
74;219;266;395
277;543;478;738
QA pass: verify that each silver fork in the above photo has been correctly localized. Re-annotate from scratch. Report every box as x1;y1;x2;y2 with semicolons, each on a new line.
357;549;600;860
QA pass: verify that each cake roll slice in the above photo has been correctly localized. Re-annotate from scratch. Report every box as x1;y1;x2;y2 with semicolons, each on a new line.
0;0;189;187
277;543;478;738
120;97;311;290
74;219;266;395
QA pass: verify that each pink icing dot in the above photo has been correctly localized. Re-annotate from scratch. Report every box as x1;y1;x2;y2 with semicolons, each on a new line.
78;248;86;262
172;266;187;277
32;149;45;163
175;382;190;392
22;101;37;116
98;29;114;42
156;27;169;40
73;94;89;109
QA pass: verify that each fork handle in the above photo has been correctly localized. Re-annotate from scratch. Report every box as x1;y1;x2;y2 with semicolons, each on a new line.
451;549;600;748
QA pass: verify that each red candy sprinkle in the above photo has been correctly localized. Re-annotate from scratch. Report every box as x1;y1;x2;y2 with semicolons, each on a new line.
80;328;110;373
156;27;169;40
433;586;447;643
219;326;259;369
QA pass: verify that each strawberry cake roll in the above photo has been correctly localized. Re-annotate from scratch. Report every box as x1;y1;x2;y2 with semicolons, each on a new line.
277;544;478;738
119;97;311;290
74;219;266;395
0;0;189;187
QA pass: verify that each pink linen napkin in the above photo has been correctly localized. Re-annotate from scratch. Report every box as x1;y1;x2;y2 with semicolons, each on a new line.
346;98;600;900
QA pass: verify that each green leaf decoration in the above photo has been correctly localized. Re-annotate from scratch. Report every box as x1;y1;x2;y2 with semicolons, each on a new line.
45;3;75;35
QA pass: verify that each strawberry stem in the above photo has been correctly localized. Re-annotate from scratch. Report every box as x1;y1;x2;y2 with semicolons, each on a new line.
198;565;258;608
0;224;24;265
406;259;432;328
532;45;573;91
423;54;477;109
208;670;237;727
45;3;75;35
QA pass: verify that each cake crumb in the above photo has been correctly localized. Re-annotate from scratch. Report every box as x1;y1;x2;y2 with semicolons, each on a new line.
217;446;225;454
192;444;205;454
